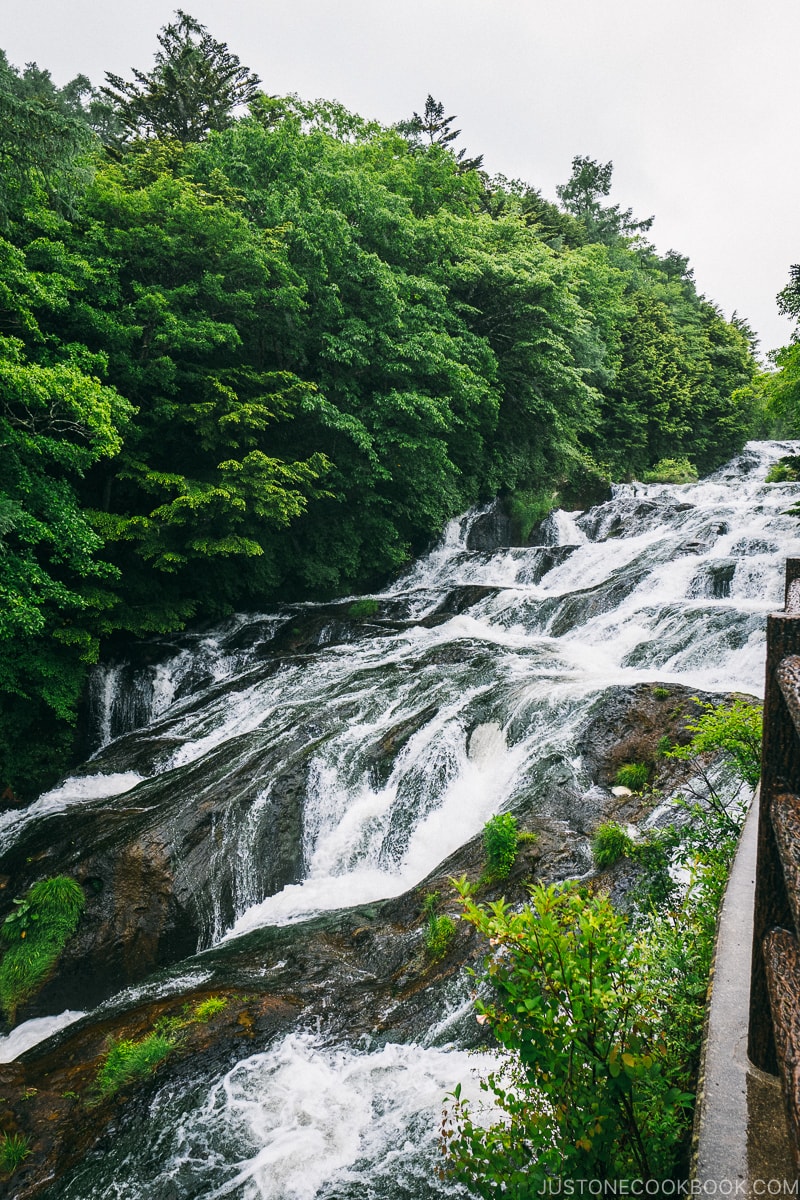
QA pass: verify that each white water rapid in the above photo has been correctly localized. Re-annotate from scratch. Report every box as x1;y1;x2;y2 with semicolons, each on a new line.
19;440;800;1198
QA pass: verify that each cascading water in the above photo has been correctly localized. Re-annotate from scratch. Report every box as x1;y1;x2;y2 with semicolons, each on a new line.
14;440;800;1198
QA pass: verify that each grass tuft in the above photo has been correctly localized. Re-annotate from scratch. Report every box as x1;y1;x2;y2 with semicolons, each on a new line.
592;821;635;869
0;876;85;1023
614;762;649;792
96;1031;175;1098
191;996;228;1022
641;458;698;485
347;598;380;620
0;1131;31;1174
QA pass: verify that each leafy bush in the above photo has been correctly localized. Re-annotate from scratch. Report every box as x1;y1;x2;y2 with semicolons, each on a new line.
667;698;762;790
592;821;634;868
421;891;456;960
0;876;85;1023
508;489;557;543
641;458;698;485
96;1030;176;1097
445;692;758;1192
446;881;694;1188
652;686;670;699
765;455;800;483
482;814;519;881
614;762;649;792
425;914;456;960
0;1131;31;1174
347;598;380;620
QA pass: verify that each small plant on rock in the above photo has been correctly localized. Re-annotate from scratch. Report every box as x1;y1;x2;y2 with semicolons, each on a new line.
592;821;635;868
0;1131;31;1174
191;996;228;1022
482;813;519;882
422;891;456;961
96;1029;176;1098
614;762;649;792
641;458;698;485
0;876;85;1024
652;686;670;700
765;456;800;483
347;598;380;620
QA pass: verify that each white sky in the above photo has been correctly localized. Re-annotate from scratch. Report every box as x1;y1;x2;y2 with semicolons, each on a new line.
2;0;798;356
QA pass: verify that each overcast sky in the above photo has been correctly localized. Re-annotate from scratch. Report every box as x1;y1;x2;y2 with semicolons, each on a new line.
2;0;798;355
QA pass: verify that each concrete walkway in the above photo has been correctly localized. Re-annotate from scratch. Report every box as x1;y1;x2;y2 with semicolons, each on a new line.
692;789;796;1189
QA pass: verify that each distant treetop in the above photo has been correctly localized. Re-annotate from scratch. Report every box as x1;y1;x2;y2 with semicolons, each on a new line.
101;9;261;144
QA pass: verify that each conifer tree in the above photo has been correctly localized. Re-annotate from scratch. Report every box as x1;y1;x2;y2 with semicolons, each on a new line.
101;10;260;144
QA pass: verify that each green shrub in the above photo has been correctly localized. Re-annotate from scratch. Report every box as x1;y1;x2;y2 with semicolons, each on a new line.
347;598;380;620
656;735;673;757
446;697;758;1193
641;458;698;485
652;686;670;700
592;821;635;868
425;914;456;960
0;1131;31;1174
482;813;519;881
0;876;85;1023
765;455;800;483
509;489;557;543
614;762;649;792
96;1030;176;1097
518;830;539;846
447;881;694;1185
191;996;228;1022
667;698;762;790
421;892;456;960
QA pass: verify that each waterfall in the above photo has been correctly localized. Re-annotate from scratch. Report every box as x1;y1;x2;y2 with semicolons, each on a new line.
13;440;800;1198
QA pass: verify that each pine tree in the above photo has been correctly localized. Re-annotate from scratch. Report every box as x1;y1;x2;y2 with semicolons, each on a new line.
396;95;483;171
101;10;260;144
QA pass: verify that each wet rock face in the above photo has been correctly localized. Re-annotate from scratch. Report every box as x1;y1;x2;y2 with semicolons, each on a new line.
0;733;313;1019
0;990;301;1200
0;677;755;1198
576;496;697;542
574;682;727;787
0;678;722;1028
464;501;514;551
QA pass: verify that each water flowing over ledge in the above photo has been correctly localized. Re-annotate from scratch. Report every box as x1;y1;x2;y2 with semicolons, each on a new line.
39;439;800;939
9;439;800;1199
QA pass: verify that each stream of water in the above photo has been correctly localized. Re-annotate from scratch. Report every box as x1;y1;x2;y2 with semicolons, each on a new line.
16;440;800;1198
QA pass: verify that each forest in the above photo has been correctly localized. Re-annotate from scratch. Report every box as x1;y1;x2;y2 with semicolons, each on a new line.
0;11;795;797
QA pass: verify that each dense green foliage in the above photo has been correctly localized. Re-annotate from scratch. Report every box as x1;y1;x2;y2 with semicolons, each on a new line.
0;16;764;794
444;701;762;1191
0;876;85;1023
592;819;635;867
757;265;800;438
481;813;520;881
